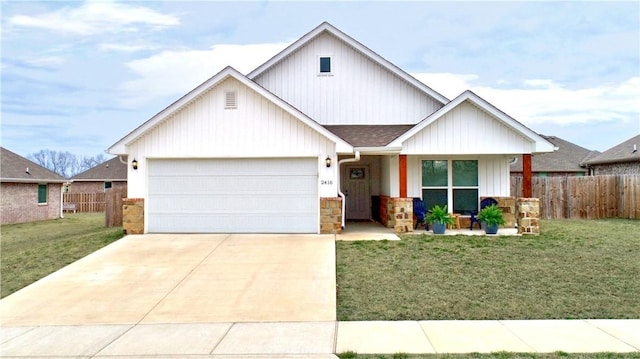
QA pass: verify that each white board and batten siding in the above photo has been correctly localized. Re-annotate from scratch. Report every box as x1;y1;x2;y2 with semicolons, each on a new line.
126;77;337;198
147;158;318;233
406;156;512;198
252;32;443;126
403;101;535;155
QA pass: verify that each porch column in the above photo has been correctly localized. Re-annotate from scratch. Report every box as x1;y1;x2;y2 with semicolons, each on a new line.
523;154;532;198
399;154;407;198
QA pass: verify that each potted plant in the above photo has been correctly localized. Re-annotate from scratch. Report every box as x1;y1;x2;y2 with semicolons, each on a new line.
425;204;455;234
476;204;506;234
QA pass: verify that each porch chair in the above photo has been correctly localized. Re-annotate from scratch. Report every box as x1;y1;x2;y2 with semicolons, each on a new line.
413;198;429;231
469;197;498;230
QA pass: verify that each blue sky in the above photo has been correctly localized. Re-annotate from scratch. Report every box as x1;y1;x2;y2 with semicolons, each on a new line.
2;1;639;158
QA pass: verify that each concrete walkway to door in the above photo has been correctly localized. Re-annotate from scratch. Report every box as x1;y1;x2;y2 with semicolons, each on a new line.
0;234;336;326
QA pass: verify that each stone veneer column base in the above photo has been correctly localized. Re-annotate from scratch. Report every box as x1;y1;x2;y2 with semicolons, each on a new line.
379;196;413;233
517;198;540;235
123;198;144;235
320;197;342;234
482;196;516;228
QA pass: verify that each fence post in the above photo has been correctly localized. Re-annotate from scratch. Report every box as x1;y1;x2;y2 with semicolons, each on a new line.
105;189;124;227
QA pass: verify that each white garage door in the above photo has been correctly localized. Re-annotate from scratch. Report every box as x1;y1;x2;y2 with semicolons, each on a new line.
147;158;318;233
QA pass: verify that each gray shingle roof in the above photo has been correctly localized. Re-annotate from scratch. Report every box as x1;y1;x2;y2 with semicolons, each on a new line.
0;147;66;183
584;134;640;165
72;156;127;181
323;125;414;147
510;135;598;173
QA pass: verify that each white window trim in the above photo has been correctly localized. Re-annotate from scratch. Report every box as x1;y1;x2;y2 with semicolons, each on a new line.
421;159;479;214
317;55;333;76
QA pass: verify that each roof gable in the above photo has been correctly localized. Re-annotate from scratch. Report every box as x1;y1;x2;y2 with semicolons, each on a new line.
247;22;449;105
108;66;352;154
1;147;67;183
72;156;127;181
389;91;555;154
585;134;640;165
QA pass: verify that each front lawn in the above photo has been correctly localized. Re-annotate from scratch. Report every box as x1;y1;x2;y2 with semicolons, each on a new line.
336;219;640;321
1;213;125;298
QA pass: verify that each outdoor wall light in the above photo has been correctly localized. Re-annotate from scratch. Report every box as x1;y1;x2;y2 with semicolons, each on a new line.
132;158;138;170
325;156;332;168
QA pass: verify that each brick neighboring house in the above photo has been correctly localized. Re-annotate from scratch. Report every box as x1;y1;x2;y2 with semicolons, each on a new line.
68;156;127;193
1;147;66;225
584;134;640;175
511;135;599;177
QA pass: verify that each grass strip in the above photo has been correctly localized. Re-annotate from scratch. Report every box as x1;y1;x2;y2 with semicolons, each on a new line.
1;213;125;298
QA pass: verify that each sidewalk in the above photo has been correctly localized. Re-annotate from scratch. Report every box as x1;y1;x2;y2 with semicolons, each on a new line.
2;319;638;357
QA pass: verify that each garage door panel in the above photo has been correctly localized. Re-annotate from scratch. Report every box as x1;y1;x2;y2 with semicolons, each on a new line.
148;213;317;233
149;176;316;195
150;195;317;212
147;158;319;233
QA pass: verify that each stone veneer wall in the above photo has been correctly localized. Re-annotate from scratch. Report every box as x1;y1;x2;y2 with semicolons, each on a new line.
482;196;516;228
378;196;413;233
517;198;540;235
123;198;144;234
393;198;414;233
320;197;342;234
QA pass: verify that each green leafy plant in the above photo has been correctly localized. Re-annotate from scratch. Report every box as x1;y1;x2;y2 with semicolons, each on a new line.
477;204;506;226
425;204;455;226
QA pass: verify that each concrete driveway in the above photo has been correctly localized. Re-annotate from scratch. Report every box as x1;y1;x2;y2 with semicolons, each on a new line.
0;234;336;326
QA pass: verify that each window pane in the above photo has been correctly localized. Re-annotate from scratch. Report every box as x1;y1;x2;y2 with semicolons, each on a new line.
320;57;331;73
38;184;47;204
453;189;478;215
452;160;478;186
422;189;448;211
422;160;448;186
104;182;112;189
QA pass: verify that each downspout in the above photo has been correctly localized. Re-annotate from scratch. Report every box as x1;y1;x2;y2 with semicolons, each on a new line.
60;182;66;219
337;151;361;228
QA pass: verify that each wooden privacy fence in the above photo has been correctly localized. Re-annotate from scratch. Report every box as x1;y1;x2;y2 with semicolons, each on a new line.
63;192;106;212
511;175;640;220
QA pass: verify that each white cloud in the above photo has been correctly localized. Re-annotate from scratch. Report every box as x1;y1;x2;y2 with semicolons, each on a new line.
98;43;159;53
25;56;66;67
8;1;179;35
119;42;291;106
413;73;640;127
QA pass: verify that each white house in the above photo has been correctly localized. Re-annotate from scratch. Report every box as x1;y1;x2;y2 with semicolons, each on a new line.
108;22;554;234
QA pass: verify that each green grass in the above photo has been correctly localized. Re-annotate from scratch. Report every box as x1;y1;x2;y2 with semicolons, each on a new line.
1;213;125;298
337;353;640;359
336;219;640;321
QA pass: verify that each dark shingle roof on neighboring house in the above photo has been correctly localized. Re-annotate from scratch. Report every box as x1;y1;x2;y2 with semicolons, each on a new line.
584;134;640;165
0;147;67;183
511;135;598;173
72;156;127;181
323;125;414;147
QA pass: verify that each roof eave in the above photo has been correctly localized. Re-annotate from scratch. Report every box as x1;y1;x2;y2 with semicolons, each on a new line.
1;178;68;184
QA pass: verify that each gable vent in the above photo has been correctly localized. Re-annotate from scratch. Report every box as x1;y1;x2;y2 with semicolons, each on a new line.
225;91;237;109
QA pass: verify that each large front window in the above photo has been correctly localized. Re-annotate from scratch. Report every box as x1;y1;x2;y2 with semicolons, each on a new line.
422;160;478;215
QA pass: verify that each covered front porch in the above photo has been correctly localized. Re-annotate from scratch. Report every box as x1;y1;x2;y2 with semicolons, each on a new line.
337;220;519;241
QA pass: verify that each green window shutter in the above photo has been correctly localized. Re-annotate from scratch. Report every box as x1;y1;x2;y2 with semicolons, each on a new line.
38;184;47;204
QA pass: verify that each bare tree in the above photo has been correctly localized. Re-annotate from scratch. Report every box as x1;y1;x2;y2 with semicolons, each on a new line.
28;150;107;178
